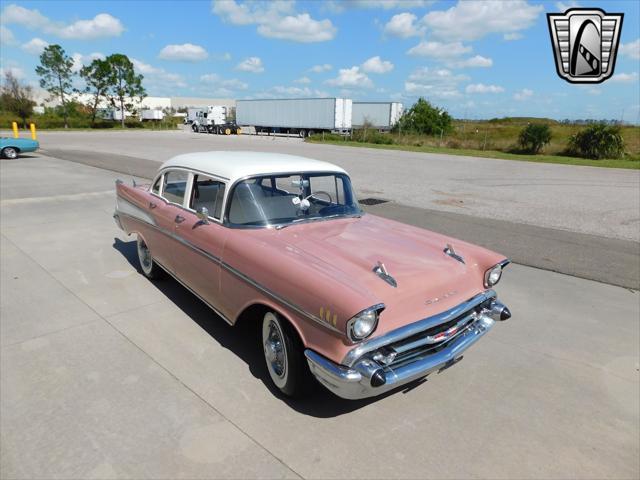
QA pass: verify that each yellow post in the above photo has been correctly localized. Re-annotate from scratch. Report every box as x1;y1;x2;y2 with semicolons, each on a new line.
30;123;37;140
12;122;18;138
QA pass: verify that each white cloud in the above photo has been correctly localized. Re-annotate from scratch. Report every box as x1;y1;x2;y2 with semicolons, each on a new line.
422;1;543;42
0;66;25;79
212;0;336;43
610;72;638;83
131;58;187;88
0;25;15;45
2;5;124;39
466;83;504;93
619;39;640;60
326;66;373;88
236;56;264;73
309;63;332;73
71;52;105;72
326;0;433;12
361;56;394;74
404;67;468;98
257;13;336;42
158;43;208;62
448;55;493;68
199;73;248;90
407;41;472;59
271;85;329;97
383;13;424;38
22;37;49;55
294;76;311;84
513;88;533;100
503;32;523;41
555;1;580;11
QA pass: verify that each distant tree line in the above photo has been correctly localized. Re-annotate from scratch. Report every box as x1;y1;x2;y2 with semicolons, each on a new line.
0;43;145;128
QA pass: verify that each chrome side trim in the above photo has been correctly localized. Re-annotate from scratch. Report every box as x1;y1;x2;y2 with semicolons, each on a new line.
116;197;157;226
152;259;233;326
342;290;496;367
117;211;342;334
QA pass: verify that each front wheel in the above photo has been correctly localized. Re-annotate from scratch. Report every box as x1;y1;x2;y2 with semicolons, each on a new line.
1;147;18;159
191;124;198;132
262;312;309;397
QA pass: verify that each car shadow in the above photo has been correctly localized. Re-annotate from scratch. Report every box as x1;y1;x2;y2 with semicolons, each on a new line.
113;237;424;417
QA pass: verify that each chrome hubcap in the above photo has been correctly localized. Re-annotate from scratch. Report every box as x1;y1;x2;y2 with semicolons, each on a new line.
264;319;286;378
137;238;152;272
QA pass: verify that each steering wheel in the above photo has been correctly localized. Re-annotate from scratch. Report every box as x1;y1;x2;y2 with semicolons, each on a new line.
307;190;333;204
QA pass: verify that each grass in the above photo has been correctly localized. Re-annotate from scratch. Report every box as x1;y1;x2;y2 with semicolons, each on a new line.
307;137;639;169
307;119;640;169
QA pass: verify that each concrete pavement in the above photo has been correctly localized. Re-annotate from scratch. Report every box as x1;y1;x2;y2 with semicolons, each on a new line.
1;154;638;479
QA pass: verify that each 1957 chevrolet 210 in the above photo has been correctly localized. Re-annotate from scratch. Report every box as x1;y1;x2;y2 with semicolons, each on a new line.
114;152;511;399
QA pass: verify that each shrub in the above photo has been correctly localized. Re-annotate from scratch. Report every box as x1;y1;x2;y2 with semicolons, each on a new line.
567;123;625;159
394;98;453;136
518;124;552;153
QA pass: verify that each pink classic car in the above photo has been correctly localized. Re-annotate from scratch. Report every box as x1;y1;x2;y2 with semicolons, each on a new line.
114;152;511;400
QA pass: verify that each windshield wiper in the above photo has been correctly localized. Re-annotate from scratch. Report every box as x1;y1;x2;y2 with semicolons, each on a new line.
274;214;353;230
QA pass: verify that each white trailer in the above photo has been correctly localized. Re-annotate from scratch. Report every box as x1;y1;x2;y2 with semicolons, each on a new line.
236;98;352;137
352;102;403;130
140;109;164;121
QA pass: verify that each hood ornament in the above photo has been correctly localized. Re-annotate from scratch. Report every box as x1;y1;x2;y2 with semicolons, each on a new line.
444;243;465;264
373;261;397;288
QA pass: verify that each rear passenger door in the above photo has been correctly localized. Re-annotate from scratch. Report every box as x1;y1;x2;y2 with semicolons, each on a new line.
174;173;229;309
152;169;191;273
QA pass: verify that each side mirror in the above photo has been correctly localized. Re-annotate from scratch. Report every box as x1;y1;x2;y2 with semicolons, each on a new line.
196;206;209;224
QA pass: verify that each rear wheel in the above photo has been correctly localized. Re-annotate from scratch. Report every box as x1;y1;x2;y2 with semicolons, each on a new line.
136;235;164;279
1;147;18;159
298;129;306;138
261;311;309;397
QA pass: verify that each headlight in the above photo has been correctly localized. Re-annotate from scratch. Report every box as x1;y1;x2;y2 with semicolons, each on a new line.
347;305;383;342
484;263;504;287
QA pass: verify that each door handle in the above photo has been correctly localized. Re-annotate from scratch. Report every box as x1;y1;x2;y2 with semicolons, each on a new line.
149;202;157;209
175;215;185;224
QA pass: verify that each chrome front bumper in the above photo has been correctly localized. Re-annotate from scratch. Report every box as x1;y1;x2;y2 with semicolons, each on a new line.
305;293;510;400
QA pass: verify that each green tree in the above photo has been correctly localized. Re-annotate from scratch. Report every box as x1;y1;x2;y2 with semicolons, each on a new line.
79;58;111;125
35;44;74;128
0;71;35;128
104;54;146;128
568;123;625;159
394;98;453;135
518;123;552;154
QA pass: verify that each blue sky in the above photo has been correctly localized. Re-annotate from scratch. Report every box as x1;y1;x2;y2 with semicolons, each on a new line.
1;0;639;122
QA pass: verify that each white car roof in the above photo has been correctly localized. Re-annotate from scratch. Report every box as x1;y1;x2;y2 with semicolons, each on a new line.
160;151;347;182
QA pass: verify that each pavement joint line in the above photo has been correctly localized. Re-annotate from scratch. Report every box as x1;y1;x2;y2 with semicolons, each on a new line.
0;233;305;480
0;190;114;206
1;318;102;349
485;335;639;384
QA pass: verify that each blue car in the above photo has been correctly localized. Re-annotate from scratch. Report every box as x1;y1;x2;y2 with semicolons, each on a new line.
0;137;39;159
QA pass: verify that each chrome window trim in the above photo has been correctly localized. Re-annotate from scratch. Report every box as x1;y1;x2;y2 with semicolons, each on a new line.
222;171;363;229
186;173;227;223
341;290;497;367
117;211;342;335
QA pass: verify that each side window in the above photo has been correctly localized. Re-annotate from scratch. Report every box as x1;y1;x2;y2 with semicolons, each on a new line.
151;175;161;194
162;170;189;205
190;174;226;219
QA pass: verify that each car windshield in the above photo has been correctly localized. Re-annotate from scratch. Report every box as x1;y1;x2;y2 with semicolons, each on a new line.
227;172;361;227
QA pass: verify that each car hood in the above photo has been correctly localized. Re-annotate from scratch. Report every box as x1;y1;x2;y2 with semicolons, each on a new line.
270;214;504;331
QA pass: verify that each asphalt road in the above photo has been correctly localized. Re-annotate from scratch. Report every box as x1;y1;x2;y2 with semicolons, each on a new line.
1;154;638;479
32;129;640;242
41;147;640;289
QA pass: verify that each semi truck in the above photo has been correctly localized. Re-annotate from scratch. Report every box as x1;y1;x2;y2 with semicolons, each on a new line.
191;106;240;134
236;98;352;137
352;102;403;130
185;107;205;124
